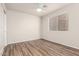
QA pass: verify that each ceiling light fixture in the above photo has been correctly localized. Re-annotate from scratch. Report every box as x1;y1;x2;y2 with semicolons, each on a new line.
36;8;42;12
36;4;47;12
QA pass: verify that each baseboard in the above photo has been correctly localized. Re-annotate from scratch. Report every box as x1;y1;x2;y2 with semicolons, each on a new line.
6;39;41;46
41;38;79;52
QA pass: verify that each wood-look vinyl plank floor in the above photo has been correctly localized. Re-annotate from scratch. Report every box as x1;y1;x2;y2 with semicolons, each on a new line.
2;39;79;56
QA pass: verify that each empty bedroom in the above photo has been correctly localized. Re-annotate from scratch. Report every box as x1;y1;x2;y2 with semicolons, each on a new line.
0;3;79;56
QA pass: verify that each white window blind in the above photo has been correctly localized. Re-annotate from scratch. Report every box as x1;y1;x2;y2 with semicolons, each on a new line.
49;14;68;31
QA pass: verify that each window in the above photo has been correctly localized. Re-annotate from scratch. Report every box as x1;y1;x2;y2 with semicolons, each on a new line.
49;14;68;31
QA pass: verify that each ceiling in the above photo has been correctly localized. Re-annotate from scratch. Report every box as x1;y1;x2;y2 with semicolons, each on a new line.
5;3;70;16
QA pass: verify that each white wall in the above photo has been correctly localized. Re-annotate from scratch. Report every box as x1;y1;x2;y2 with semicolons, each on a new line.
41;4;79;49
0;4;6;55
7;10;40;44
